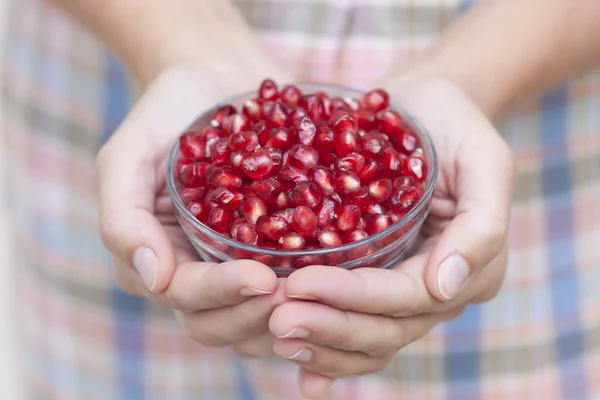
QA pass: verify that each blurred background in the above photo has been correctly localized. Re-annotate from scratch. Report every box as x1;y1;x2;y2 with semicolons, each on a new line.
0;0;23;398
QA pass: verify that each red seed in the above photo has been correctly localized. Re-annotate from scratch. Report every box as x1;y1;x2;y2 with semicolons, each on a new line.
290;182;323;208
179;187;206;205
313;166;336;195
243;197;268;224
265;102;288;128
293;253;325;268
205;187;244;210
278;164;310;186
236;223;260;246
329;109;358;134
273;191;290;210
179;131;205;160
356;217;368;231
354;109;377;130
336;171;361;194
242;99;263;122
250;177;284;204
389;187;421;211
286;107;308;127
367;202;387;215
187;201;208;220
317;230;343;248
230;218;248;238
265;127;296;150
393;176;416;189
330;97;352;112
228;131;259;152
258;79;279;101
402;157;428;182
314;126;336;153
206;167;242;189
292;206;318;236
361;131;387;161
368;178;393;203
345;97;362;111
336;152;365;173
209;138;231;165
321;97;333;119
222;113;252;136
335;131;359;157
298;95;325;121
206;207;233;233
278;231;306;250
343;186;370;213
358;159;385;182
362;89;390;112
288;144;320;169
255;215;289;240
398;130;418;154
337;205;361;232
378;109;404;136
280;85;302;106
366;214;393;235
178;162;205;187
253;121;270;146
213;104;237;126
314;196;339;227
295;116;317;146
387;209;406;223
383;148;403;177
267;147;283;172
241;149;274;179
230;152;247;169
272;208;295;224
344;229;371;259
344;229;369;244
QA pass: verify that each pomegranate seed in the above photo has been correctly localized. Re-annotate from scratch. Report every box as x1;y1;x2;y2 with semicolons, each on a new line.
343;186;370;212
368;178;393;203
187;201;208;220
412;147;425;158
335;131;359;157
242;99;263;122
205;187;244;210
389;187;421;211
298;95;324;121
315;196;339;227
402;157;428;182
313;166;336;195
266;147;283;172
222;113;252;136
242;197;267;224
344;229;371;259
336;171;361;194
255;215;288;240
278;164;310;186
344;228;370;243
251;177;284;204
383;148;403;177
272;208;295;224
241;149;274;179
354;109;377;130
358;159;385;182
228;131;259;152
252;121;269;146
362;131;386;161
331;97;352;112
314;126;336;153
290;182;322;208
317;230;343;248
229;218;248;238
178;163;206;187
367;202;387;215
293;253;325;268
337;205;361;232
278;231;305;250
265;127;296;150
363;89;390;112
356;217;368;231
280;85;302;106
288;144;320;169
345;97;362;111
393;176;416;189
265;102;288;128
366;214;393;235
397;130;418;154
292;206;318;236
213;105;237;126
378;109;404;136
387;209;406;223
236;223;260;246
286;107;308;126
273;191;289;210
295;116;317;146
321;97;333;119
230;152;247;169
209;138;231;165
336;152;365;173
206;207;233;233
179;187;206;205
329;110;358;134
179;131;205;160
258;79;279;101
206;167;242;188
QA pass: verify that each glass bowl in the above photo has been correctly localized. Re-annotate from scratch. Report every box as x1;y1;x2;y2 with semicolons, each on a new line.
167;83;438;276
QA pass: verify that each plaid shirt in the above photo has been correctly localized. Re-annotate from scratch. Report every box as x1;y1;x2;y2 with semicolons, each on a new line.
2;0;600;399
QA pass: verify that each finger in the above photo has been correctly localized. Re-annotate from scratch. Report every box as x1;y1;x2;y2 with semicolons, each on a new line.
297;368;334;400
231;332;277;358
285;259;443;317
115;258;278;311
273;338;387;379
97;75;214;293
178;278;287;346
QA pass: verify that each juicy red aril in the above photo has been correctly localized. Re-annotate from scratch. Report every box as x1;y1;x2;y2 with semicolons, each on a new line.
389;187;421;211
290;182;323;208
317;230;343;248
329;110;358;134
214;105;237;126
187;201;208;220
393;176;416;189
236;223;260;246
258;79;279;101
293;253;325;268
255;215;289;240
366;214;393;235
242;99;263;122
230;152;247;169
278;164;310;185
356;217;368;231
367;202;387;215
378;109;404;136
368;178;393;203
222;113;252;136
206;167;242;189
398;130;418;154
254;121;270;145
363;89;390;112
321;97;333;119
272;208;295;224
295;116;317;146
344;229;371;259
292;206;318;236
265;127;296;150
280;85;302;106
241;149;274;179
179;187;205;205
344;229;369;244
265;102;288;128
387;209;406;223
206;207;233;233
343;186;370;213
178;163;206;187
345;97;362;111
336;152;365;173
313;166;336;195
230;218;248;238
288;144;320;169
337;205;361;231
354;109;377;130
330;97;352;112
179;131;204;160
228;131;259;152
336;131;359;157
383;148;403;177
278;231;305;250
362;131;386;161
251;177;284;203
315;196;339;227
286;107;308;126
402;157;428;182
298;95;324;121
273;191;289;210
267;147;283;172
210;138;231;165
242;197;267;224
314;126;336;153
206;187;244;210
358;159;385;182
336;171;361;194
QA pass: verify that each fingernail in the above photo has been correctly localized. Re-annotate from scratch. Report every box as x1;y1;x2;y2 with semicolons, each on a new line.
132;247;158;291
438;254;470;300
287;294;319;301
240;287;274;296
277;327;310;339
284;348;313;362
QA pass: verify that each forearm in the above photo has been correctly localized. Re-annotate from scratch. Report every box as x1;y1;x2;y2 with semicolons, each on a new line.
52;0;282;87
396;0;600;118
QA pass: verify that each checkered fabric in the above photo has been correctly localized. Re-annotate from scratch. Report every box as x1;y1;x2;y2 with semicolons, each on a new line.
2;0;599;399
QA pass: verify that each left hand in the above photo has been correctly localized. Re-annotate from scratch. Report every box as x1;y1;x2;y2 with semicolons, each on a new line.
235;78;517;399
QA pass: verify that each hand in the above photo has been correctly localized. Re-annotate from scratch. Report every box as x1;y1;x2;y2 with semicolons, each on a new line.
267;78;517;399
97;65;292;350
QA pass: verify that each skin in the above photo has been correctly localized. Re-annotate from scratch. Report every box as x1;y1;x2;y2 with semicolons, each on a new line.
52;0;600;398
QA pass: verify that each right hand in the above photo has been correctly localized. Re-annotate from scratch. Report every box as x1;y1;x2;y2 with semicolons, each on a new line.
97;65;291;350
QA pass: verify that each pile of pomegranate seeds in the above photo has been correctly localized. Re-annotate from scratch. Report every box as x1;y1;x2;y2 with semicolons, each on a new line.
176;79;429;253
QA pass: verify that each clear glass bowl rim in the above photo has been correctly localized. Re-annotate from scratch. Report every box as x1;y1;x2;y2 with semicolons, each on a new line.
166;82;438;257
